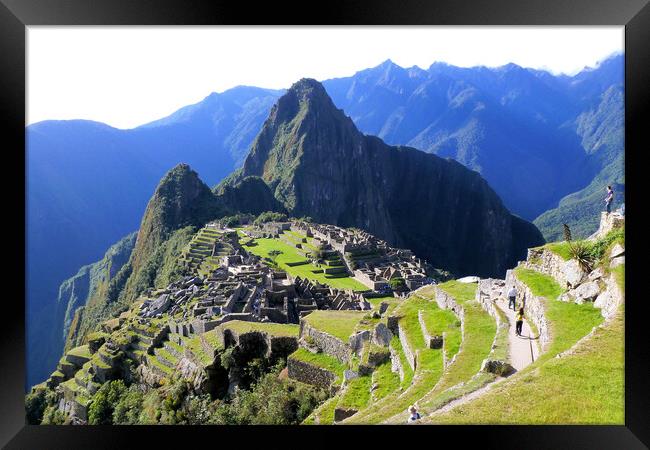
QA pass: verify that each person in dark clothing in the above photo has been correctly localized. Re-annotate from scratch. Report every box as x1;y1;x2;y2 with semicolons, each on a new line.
605;186;614;213
516;307;525;336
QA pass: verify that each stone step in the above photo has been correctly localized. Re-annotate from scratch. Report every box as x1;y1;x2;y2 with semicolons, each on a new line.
154;347;179;370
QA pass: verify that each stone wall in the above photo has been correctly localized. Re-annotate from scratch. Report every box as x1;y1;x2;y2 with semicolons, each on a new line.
300;320;351;364
418;310;442;349
523;248;568;287
287;356;338;393
505;269;551;351
397;322;416;371
389;342;404;381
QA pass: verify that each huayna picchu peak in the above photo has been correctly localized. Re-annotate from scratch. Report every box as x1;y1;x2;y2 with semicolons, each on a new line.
229;78;544;278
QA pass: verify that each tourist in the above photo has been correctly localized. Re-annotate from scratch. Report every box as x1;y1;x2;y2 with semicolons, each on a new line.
507;286;517;310
516;307;525;336
605;185;614;214
407;405;421;423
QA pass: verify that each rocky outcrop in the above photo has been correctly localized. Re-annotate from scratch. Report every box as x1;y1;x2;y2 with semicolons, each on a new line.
588;212;625;241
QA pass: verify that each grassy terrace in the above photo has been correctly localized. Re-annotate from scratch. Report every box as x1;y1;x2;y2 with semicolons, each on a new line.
396;283;495;419
184;335;216;367
427;267;610;424
514;267;603;360
289;348;346;384
414;297;508;420
241;236;367;291
432;310;623;424
367;295;401;319
302;310;367;342
336;375;373;411
371;361;401;402
303;396;338;425
344;293;449;423
217;320;299;337
67;345;92;359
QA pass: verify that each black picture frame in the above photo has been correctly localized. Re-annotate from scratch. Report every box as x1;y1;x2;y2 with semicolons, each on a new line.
1;0;647;448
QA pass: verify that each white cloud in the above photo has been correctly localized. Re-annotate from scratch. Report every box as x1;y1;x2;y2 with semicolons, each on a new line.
27;26;623;129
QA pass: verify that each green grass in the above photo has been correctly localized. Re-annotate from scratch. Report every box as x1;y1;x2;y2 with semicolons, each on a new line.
241;237;367;291
184;335;215;367
337;375;372;410
545;242;573;260
429;301;496;395
219;320;299;337
371;361;401;402
394;295;454;358
146;354;173;376
303;310;367;341
289;348;346;384
431;310;623;424
67;345;92;359
514;267;564;300
514;267;603;360
303;396;338;425
435;280;478;304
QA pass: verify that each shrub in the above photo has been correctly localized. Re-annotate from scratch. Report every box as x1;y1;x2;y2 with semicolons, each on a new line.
254;211;288;224
41;405;66;425
112;386;144;424
390;277;406;290
88;380;128;425
25;389;47;425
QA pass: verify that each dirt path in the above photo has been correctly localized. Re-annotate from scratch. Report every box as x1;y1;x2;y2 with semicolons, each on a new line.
495;297;539;371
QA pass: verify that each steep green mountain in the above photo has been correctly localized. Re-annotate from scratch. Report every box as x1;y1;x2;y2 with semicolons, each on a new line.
28;232;137;390
227;78;544;277
63;164;282;351
118;164;224;304
59;233;137;350
27;86;281;387
533;85;624;240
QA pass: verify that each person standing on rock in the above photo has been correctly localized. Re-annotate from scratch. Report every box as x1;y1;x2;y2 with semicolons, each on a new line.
516;307;525;336
605;185;614;214
508;286;517;310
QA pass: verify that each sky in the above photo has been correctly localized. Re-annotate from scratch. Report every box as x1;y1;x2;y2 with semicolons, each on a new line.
27;26;624;129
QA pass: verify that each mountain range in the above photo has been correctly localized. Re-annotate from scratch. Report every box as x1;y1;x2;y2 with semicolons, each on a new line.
60;80;543;373
26;54;624;388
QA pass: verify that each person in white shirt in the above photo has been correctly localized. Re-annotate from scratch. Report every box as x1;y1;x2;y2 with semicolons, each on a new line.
407;405;421;423
508;286;517;310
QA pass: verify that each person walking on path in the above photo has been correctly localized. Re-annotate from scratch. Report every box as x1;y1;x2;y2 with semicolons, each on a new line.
515;307;525;336
407;405;421;423
605;185;614;214
507;286;517;310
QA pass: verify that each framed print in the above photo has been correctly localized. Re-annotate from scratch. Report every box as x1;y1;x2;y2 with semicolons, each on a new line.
1;0;648;448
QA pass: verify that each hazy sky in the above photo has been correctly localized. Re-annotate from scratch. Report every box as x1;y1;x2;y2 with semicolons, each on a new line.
27;26;623;129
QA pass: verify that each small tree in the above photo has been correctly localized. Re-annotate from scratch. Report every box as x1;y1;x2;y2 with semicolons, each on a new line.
563;223;572;242
390;277;406;290
269;250;283;264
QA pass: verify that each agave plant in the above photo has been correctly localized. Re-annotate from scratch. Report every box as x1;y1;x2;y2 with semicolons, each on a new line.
567;240;594;273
